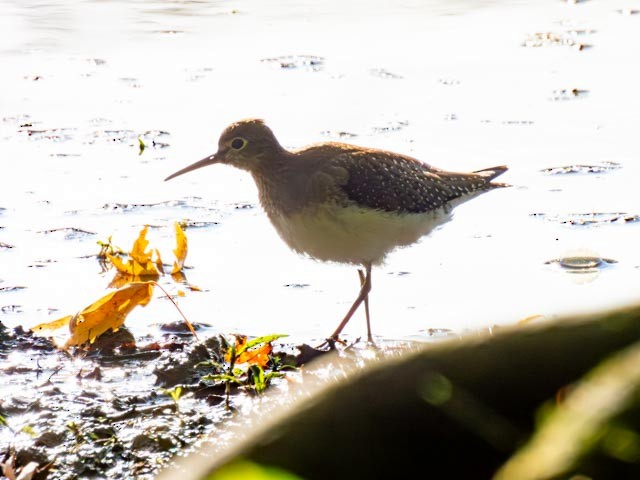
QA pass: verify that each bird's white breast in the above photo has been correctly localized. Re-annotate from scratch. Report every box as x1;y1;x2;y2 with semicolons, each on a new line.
266;204;454;266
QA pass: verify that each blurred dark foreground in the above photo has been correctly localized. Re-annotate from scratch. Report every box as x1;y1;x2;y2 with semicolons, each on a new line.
158;301;640;480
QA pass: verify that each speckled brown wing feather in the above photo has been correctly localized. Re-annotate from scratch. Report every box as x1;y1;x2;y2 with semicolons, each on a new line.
330;149;502;214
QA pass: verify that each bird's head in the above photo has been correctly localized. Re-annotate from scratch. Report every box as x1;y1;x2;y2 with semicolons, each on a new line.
165;118;284;181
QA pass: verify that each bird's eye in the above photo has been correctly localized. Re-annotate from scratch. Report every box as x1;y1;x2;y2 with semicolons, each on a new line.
231;137;247;150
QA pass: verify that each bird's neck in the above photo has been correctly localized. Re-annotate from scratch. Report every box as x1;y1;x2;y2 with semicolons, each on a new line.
250;151;306;217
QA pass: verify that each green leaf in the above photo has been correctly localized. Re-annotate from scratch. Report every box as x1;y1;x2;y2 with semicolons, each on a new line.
162;386;184;403
21;425;38;438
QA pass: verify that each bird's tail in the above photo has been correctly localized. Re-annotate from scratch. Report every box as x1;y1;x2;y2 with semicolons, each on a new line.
473;165;511;188
473;165;508;181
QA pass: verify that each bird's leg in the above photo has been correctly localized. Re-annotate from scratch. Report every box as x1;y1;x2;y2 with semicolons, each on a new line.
328;263;372;342
357;268;374;344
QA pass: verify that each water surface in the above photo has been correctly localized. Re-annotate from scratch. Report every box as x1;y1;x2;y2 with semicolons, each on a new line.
1;0;639;345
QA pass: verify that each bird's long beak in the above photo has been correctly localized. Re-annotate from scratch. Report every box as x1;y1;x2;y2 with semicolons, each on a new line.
164;154;219;181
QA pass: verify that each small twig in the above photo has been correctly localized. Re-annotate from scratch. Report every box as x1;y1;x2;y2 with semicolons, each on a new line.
151;281;199;341
41;365;64;386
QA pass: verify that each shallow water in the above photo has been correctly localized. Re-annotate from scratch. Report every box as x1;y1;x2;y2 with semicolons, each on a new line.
1;0;639;345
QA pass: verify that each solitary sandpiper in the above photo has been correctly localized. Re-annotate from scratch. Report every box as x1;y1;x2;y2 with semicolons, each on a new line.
165;119;508;344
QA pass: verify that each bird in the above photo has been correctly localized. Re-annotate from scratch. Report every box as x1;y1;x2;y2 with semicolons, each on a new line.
165;118;508;345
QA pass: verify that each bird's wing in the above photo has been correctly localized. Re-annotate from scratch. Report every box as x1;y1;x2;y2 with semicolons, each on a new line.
304;145;505;214
325;150;459;214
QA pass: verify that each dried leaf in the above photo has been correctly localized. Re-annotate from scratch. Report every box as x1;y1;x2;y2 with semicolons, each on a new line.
238;343;272;367
31;315;73;334
65;282;154;348
226;335;273;368
107;226;161;277
171;221;188;274
154;248;165;275
130;225;152;265
171;270;186;284
106;254;131;274
107;272;139;289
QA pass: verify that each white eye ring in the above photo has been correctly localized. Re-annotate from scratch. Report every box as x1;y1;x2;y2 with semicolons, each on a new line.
231;137;247;150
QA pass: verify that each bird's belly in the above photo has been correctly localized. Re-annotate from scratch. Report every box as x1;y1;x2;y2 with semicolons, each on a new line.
267;205;452;265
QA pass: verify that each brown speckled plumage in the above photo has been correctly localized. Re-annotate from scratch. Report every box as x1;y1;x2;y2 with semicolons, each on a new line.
165;118;509;343
330;148;505;214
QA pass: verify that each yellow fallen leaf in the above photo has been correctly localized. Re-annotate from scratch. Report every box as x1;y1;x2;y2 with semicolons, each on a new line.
130;225;152;265
108;272;159;289
154;248;165;275
31;315;73;334
107;226;161;277
65;282;154;348
107;253;132;274
171;271;186;284
171;222;188;274
170;270;202;292
107;253;159;276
